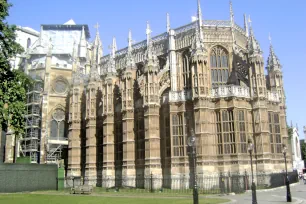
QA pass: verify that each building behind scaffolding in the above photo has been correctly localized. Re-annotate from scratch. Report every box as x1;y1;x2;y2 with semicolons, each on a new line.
7;19;89;164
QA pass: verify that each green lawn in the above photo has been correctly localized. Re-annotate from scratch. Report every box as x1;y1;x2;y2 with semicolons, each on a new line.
0;194;229;204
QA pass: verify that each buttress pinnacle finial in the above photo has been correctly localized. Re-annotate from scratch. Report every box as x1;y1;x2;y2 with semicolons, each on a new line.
94;22;100;34
128;29;133;51
111;37;117;58
230;0;234;25
197;0;203;26
166;13;170;33
146;21;152;47
269;33;272;46
248;15;254;36
244;14;249;37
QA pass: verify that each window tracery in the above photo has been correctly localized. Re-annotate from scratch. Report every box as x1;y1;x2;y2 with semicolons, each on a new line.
210;46;229;87
237;110;247;153
216;110;236;155
53;77;68;94
50;108;66;140
182;52;191;89
269;112;282;153
172;114;185;157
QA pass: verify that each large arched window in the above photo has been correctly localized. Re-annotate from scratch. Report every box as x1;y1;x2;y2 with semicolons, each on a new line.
210;46;229;87
182;52;191;89
50;108;66;140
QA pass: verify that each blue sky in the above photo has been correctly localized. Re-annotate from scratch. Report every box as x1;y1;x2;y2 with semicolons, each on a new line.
7;0;306;139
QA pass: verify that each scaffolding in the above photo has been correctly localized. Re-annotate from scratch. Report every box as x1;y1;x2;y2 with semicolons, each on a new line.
47;144;66;163
21;79;43;163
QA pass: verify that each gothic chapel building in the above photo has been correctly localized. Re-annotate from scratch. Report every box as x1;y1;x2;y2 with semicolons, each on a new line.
18;0;290;187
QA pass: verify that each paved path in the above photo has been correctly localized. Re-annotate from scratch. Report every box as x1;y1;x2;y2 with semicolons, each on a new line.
217;181;306;204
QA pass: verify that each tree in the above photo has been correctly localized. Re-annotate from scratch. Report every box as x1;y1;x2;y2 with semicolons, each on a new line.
0;0;32;137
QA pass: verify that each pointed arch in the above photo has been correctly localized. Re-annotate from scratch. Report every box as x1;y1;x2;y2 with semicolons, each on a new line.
210;46;229;87
182;50;191;89
49;106;67;140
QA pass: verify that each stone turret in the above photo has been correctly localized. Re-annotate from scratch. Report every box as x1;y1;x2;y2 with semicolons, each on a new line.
266;36;285;103
248;16;266;98
191;0;209;98
92;23;103;66
144;22;159;74
79;26;87;59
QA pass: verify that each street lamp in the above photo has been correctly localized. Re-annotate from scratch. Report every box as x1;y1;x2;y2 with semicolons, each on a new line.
282;144;292;202
248;139;257;204
187;128;198;204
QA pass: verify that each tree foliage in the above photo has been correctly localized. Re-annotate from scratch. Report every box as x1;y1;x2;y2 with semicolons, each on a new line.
0;0;32;136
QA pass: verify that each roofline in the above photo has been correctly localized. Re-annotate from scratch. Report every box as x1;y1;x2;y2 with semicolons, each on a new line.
102;20;246;59
41;24;90;39
16;26;40;37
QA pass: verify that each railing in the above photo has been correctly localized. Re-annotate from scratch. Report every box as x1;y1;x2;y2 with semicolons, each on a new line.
49;136;68;141
169;90;192;102
267;90;280;103
211;85;250;99
59;171;298;194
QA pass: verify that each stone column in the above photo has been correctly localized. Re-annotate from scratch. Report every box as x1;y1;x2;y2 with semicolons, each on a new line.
191;55;216;175
40;52;52;164
102;76;116;187
121;70;136;186
67;86;83;178
143;72;162;189
85;82;98;185
249;58;273;172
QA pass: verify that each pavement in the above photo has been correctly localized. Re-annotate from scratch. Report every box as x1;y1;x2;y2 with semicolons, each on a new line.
214;180;306;204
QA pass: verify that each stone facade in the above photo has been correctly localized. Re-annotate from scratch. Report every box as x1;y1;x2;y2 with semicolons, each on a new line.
9;1;291;187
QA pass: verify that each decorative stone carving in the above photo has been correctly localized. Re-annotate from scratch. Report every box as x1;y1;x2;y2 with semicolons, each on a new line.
169;90;192;102
159;71;170;88
267;90;280;103
210;85;250;99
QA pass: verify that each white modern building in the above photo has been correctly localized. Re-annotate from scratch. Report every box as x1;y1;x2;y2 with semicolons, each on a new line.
10;26;40;70
291;126;304;173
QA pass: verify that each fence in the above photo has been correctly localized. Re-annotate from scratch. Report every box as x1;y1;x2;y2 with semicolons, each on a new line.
60;171;299;194
0;163;58;192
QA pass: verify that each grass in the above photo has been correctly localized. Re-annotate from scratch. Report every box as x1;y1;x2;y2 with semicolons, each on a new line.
0;194;229;204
